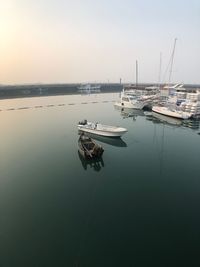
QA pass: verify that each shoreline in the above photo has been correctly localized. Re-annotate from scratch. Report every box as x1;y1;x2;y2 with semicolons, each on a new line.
0;83;199;100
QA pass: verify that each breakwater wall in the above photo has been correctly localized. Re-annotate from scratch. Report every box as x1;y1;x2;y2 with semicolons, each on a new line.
0;83;123;99
0;83;199;100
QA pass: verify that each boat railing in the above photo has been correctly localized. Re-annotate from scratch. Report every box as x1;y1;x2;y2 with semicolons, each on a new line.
166;102;185;112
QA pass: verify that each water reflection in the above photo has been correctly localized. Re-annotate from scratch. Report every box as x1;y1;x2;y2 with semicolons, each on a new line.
114;104;200;130
78;150;104;172
80;132;127;147
78;131;127;147
114;105;145;120
151;112;182;126
148;111;200;130
182;120;200;130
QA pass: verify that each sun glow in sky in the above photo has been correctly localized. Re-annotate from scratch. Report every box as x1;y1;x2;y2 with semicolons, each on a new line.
0;0;200;84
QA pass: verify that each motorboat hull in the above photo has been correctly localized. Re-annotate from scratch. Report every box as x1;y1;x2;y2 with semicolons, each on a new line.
152;106;191;119
78;122;127;138
78;126;127;137
114;101;145;109
114;89;159;110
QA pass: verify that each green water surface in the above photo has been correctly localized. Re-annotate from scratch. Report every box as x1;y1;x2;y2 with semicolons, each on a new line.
0;93;200;267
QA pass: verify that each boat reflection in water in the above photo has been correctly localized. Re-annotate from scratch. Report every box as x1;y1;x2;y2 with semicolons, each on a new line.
182;119;200;130
78;131;127;147
148;111;200;129
114;105;145;120
114;105;200;130
151;111;182;126
78;150;104;172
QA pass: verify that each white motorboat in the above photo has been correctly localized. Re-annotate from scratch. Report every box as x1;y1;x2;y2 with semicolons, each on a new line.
155;86;200;119
167;88;200;118
114;94;146;109
78;120;127;137
114;89;159;110
152;105;191;119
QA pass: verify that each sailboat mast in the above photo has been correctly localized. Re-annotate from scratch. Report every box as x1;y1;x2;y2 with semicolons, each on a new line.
158;52;162;90
135;60;138;88
168;38;177;89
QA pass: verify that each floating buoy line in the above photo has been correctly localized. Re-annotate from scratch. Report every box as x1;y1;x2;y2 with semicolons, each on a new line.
0;100;114;112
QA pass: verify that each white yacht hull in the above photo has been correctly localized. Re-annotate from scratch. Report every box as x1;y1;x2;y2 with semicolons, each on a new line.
78;123;127;137
114;101;145;109
152;106;191;119
114;89;159;110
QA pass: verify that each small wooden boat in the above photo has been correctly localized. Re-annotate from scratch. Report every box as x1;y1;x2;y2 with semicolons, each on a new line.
78;134;104;159
78;119;127;138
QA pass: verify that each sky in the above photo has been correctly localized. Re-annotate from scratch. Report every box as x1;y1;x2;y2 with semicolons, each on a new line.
0;0;199;84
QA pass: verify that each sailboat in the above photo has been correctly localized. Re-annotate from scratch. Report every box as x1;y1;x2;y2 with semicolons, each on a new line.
152;39;192;119
114;60;159;109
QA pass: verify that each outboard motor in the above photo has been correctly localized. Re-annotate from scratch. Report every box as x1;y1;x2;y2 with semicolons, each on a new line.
79;119;87;125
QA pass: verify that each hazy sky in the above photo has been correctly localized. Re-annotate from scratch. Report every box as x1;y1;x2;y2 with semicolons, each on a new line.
0;0;199;84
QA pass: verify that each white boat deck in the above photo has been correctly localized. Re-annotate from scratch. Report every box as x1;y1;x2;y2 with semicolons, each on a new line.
78;121;127;137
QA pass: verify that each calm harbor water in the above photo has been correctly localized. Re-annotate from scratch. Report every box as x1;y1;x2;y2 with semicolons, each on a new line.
0;93;200;267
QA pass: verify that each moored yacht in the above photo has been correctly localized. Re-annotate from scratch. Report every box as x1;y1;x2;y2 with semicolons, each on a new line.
114;88;160;110
152;105;192;119
153;86;200;119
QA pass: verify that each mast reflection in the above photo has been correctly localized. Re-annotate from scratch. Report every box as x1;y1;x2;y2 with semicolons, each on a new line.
114;105;145;120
